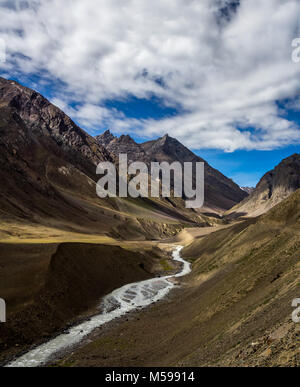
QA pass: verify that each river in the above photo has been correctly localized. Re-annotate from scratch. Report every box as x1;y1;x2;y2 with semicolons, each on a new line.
6;245;191;367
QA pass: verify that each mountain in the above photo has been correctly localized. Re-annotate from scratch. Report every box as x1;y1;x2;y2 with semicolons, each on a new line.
0;78;207;362
96;130;247;212
0;76;247;240
240;187;254;195
96;131;147;164
0;77;123;237
227;154;300;217
0;77;203;241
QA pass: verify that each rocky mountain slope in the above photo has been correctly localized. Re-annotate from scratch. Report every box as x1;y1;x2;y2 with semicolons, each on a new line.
96;130;247;212
0;77;210;241
0;77;114;234
227;154;300;217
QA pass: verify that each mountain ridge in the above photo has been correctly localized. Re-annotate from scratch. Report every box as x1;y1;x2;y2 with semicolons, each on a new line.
96;130;248;212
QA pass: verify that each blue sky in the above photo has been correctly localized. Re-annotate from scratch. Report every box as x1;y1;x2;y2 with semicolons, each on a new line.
196;146;300;187
1;0;300;187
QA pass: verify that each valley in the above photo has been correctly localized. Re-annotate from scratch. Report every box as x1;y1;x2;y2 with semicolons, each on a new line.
3;199;300;368
49;195;300;367
6;245;191;367
0;224;229;367
0;76;300;368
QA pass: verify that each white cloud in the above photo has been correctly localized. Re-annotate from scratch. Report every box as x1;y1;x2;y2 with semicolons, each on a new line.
0;0;300;151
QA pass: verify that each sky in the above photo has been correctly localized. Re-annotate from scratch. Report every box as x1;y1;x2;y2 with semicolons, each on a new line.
0;0;300;187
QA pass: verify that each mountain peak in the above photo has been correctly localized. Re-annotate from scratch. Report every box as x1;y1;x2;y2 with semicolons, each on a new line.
118;134;137;144
95;132;138;147
95;130;116;146
160;133;172;145
143;133;196;161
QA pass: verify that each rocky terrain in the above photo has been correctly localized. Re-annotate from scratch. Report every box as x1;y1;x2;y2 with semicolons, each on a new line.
227;154;300;217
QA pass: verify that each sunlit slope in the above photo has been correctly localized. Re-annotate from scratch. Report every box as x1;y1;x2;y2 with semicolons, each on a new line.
35;191;300;367
181;188;300;366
